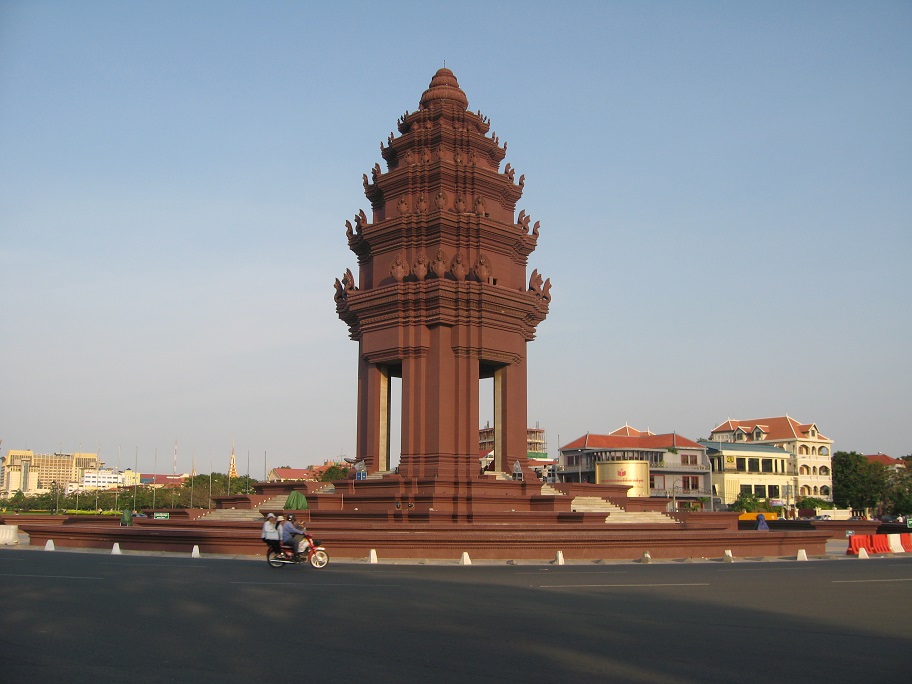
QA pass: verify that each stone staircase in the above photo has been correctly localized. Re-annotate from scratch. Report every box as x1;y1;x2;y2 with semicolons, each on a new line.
258;494;289;509
570;496;679;524
200;508;264;522
201;494;288;521
540;483;564;496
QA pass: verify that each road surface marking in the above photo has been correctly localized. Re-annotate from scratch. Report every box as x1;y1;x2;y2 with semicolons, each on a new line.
0;573;103;580
832;578;912;584
539;582;710;588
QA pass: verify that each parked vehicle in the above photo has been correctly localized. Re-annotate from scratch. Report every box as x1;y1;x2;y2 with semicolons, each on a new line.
266;534;329;569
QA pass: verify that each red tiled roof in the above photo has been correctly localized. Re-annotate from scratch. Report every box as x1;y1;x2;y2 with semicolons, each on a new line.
141;474;187;486
710;416;829;442
272;468;316;480
865;453;904;467
562;428;703;451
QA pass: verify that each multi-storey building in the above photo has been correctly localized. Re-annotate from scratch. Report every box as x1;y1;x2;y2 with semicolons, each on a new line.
479;423;548;458
558;425;711;510
82;468;124;490
700;440;795;509
708;416;833;501
1;450;101;496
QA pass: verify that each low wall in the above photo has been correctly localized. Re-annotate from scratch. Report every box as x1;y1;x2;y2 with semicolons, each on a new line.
755;519;880;540
17;519;831;561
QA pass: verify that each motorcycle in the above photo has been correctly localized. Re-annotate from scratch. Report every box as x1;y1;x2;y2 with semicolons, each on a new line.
266;534;329;569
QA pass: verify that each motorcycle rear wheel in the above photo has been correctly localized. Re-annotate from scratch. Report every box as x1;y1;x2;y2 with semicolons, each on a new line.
309;549;329;569
266;550;285;568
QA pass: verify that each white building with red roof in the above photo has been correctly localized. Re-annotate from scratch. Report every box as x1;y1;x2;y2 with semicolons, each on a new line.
558;425;710;510
709;415;833;502
864;453;905;471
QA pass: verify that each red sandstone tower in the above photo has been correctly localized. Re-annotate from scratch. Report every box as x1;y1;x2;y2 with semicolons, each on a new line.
335;68;550;480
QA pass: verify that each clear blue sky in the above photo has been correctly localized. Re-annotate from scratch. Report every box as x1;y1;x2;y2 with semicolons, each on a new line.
2;1;910;474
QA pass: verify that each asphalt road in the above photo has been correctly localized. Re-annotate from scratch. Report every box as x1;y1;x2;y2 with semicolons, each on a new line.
2;549;912;683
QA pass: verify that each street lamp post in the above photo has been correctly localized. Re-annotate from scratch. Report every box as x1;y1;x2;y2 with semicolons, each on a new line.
671;479;683;513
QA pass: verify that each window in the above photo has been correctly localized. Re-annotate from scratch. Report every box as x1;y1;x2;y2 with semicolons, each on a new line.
681;453;697;466
754;484;766;497
740;484;753;495
682;476;699;490
736;458;746;472
748;458;760;473
768;485;780;498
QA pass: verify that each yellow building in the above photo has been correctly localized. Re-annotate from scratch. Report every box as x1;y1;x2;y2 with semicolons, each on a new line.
709;416;833;501
1;450;101;496
700;441;794;509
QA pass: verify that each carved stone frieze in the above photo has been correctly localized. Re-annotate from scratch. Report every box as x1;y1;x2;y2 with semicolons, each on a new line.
411;248;429;281
431;248;448;279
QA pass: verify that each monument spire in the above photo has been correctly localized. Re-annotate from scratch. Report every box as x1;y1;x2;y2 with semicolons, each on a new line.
228;439;238;479
335;68;550;480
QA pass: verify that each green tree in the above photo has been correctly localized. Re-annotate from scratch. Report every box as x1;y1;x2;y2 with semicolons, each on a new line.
833;451;889;510
729;491;771;513
321;465;351;482
883;467;912;515
795;496;833;511
8;490;27;511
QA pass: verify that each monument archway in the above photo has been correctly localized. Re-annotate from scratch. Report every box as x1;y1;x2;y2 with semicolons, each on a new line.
335;68;550;480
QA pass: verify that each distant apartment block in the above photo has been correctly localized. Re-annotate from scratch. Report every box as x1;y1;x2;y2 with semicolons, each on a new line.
0;450;101;496
82;468;125;490
479;423;547;457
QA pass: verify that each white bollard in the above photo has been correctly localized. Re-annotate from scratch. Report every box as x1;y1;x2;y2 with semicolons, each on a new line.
368;549;379;564
796;549;808;561
857;547;869;559
555;550;565;565
111;543;122;555
191;545;201;558
459;551;472;565
640;551;652;564
44;539;56;551
0;525;20;545
723;549;734;563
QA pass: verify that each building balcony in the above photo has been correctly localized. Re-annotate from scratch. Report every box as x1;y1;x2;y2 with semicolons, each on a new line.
653;464;711;473
651;487;711;498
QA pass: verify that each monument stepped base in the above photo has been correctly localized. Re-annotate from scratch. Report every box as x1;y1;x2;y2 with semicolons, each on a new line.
11;476;831;561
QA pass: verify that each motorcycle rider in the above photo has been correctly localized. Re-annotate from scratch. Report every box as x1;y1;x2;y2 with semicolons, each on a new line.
282;513;308;557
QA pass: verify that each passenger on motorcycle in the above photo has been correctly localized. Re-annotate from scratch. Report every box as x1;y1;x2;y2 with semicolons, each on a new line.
282;514;308;556
261;512;281;554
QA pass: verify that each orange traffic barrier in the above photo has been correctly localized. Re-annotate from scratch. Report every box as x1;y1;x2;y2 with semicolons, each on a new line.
901;533;912;553
847;534;873;555
871;534;891;554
